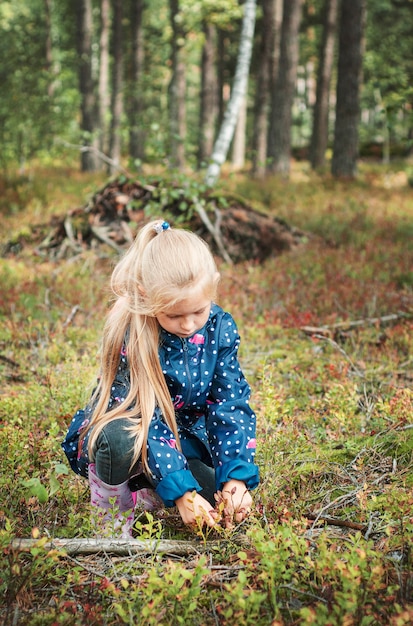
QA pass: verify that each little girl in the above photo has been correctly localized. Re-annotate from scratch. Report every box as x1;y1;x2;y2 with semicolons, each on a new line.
62;219;259;536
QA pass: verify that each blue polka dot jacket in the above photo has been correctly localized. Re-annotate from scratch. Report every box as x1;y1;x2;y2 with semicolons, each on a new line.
62;304;259;506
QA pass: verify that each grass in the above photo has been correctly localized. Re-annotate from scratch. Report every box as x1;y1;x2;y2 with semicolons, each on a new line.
0;161;412;624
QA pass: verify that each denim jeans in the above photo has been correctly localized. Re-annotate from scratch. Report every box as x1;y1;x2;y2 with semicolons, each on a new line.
93;418;216;506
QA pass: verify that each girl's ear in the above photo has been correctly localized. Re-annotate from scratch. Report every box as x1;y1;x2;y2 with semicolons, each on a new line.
138;284;146;298
213;272;221;287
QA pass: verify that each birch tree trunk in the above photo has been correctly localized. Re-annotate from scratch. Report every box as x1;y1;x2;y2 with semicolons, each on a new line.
267;0;303;178
309;0;339;170
205;0;257;187
108;0;124;174
331;0;366;178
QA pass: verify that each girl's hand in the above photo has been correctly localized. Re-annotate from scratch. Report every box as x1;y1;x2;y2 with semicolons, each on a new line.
219;479;252;529
175;491;218;528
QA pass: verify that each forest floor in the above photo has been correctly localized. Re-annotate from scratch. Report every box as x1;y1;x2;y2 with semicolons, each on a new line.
0;161;412;625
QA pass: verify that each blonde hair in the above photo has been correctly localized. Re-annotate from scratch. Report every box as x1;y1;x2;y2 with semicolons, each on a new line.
86;220;219;476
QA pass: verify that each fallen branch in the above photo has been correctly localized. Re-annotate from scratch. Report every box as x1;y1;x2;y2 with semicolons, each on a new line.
306;513;367;533
307;488;361;530
0;354;20;368
301;312;411;337
62;305;81;330
312;334;365;377
63;217;82;251
193;200;233;265
10;536;242;557
90;225;124;252
55;139;132;177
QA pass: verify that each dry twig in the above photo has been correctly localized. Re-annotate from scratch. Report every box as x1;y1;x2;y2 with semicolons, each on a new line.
300;312;411;337
10;536;249;557
306;512;367;533
193;200;233;265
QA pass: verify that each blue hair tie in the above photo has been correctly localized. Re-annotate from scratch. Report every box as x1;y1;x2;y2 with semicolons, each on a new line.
153;221;170;234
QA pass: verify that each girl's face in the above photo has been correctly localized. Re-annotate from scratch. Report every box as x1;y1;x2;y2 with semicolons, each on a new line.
156;291;212;338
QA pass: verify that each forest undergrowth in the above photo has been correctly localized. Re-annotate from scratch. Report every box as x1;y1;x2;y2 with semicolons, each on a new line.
0;162;412;625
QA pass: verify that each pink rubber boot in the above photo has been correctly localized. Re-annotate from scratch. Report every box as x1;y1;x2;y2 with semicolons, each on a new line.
133;487;164;512
88;464;135;538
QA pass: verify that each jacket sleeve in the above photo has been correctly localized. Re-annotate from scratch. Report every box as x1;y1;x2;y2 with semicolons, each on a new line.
206;313;259;491
146;408;202;507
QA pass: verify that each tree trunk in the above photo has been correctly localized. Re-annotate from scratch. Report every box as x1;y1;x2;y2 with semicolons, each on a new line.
45;0;53;95
216;29;228;129
331;0;366;178
231;94;247;170
267;0;303;178
98;0;111;154
205;0;257;187
168;0;186;170
310;0;339;170
128;0;145;165
108;0;124;174
198;21;218;168
77;0;100;171
251;0;283;178
45;0;59;99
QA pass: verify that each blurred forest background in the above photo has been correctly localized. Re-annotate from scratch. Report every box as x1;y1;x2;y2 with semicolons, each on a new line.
1;0;412;181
